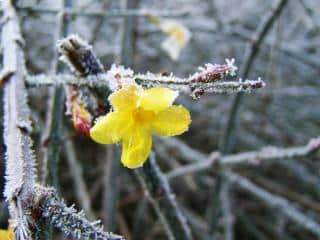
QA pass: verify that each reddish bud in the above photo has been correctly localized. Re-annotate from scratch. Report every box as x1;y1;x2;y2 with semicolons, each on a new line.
72;102;92;136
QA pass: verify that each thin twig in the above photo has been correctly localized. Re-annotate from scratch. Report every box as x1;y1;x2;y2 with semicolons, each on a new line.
41;0;71;189
298;0;320;31
25;73;265;97
64;139;95;219
219;0;289;153
226;172;320;236
165;137;320;179
136;153;192;240
16;5;191;18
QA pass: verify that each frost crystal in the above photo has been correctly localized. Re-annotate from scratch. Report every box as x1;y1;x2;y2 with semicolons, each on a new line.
190;60;238;83
225;58;238;76
106;64;136;91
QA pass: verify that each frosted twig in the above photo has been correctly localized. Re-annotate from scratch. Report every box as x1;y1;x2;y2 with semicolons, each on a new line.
25;72;265;98
38;187;123;240
219;0;289;153
136;153;192;240
160;137;320;235
16;5;190;18
164;137;320;179
226;172;320;236
2;0;37;237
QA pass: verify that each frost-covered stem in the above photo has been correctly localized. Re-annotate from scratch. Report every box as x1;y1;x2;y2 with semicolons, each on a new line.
25;74;265;96
226;172;320;236
16;5;190;18
1;0;37;238
219;0;288;153
64;139;94;219
165;137;320;179
39;188;123;240
137;153;192;240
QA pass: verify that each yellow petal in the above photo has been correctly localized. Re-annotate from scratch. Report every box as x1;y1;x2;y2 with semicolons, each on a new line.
121;128;152;168
0;228;13;240
151;105;191;136
140;87;178;113
90;111;131;144
109;85;141;111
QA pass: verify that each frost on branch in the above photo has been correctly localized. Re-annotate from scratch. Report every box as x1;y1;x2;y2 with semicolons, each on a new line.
39;189;123;240
53;35;267;102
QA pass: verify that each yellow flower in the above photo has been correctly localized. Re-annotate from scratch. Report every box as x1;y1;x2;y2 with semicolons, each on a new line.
159;19;191;61
0;228;14;240
90;85;191;168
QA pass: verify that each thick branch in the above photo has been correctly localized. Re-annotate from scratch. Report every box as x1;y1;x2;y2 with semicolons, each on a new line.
1;0;37;237
38;187;122;240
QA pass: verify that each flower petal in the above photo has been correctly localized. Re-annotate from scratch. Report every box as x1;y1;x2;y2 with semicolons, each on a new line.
151;105;191;136
161;37;181;61
140;87;178;113
0;228;13;240
121;128;152;168
109;85;141;111
90;111;131;144
159;20;191;61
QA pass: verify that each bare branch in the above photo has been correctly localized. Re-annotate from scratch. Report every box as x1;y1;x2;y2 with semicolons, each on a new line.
219;0;289;153
227;172;320;236
136;153;192;240
164;137;320;179
1;0;37;237
16;5;191;18
38;187;123;240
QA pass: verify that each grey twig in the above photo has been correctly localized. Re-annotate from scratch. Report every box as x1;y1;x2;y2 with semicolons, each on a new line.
136;153;192;240
226;172;320;236
41;0;71;189
165;137;320;179
25;73;265;97
64;139;95;219
16;5;190;18
298;0;320;31
219;0;289;153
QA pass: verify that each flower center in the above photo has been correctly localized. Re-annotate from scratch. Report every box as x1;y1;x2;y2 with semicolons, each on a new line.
132;107;155;126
